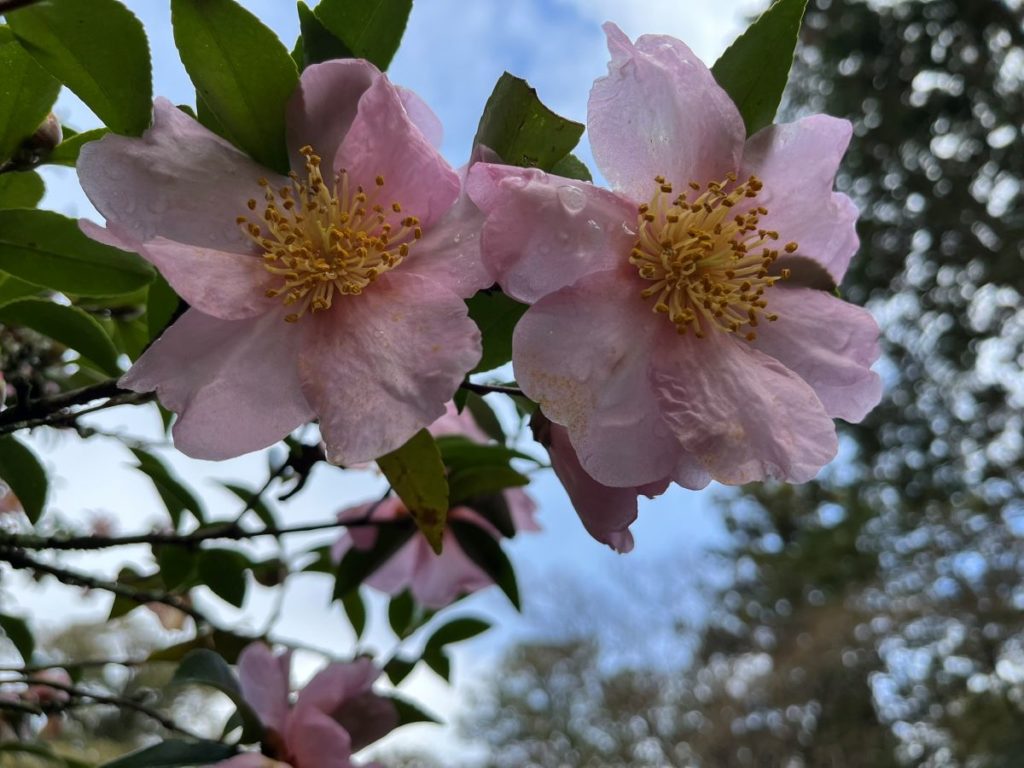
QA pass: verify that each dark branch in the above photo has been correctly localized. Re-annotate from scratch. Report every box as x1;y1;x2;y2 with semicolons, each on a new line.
459;381;524;397
0;379;153;436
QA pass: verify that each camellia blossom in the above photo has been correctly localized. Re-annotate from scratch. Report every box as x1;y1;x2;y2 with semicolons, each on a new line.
215;642;395;768
333;403;539;608
78;60;490;464
467;23;882;550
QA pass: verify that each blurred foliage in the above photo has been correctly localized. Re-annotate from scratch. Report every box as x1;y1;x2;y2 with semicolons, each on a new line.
460;0;1024;765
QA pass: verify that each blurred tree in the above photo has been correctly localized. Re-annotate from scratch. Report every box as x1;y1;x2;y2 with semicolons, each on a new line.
461;0;1024;765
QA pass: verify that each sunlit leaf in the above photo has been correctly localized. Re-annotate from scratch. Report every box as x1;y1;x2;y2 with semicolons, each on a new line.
377;429;449;554
0;29;59;162
314;0;411;70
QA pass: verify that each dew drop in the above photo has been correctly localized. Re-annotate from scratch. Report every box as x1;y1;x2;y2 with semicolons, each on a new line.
557;185;586;215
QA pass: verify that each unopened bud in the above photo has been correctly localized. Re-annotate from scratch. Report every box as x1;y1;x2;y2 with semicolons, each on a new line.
30;113;63;154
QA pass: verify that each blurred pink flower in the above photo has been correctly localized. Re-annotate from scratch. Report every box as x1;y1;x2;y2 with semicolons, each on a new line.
79;60;490;465
0;482;21;517
24;669;72;705
217;643;396;768
333;402;539;608
467;23;881;550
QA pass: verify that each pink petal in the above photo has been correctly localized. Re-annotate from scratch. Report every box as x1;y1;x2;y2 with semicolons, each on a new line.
503;488;540;533
652;331;839;484
512;268;679;486
286;59;379;173
295;658;379;717
136;238;274;320
402;190;493;299
396;85;444;149
121;308;315;460
330;690;398;752
360;538;423;597
407;523;494;608
332;498;403;560
335;75;459;230
428;401;491;443
237;643;291;738
753;287;882;422
297;271;481;465
740;115;859;284
588;22;745;204
466;164;637;303
284;706;354;768
78;98;284;252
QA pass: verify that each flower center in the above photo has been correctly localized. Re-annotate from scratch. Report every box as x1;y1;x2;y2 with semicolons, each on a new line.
238;145;421;323
629;173;795;341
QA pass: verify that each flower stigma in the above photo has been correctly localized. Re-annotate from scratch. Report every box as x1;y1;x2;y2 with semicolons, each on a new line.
629;173;796;341
238;145;422;323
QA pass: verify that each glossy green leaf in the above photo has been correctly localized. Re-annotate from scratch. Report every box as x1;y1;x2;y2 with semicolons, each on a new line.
463;391;505;443
0;613;34;662
145;274;180;341
0;274;40;305
130;448;205;529
198;548;249;608
550;153;592;182
450;520;520;609
101;740;235;768
448;465;529;506
466;289;529;373
48;127;110;166
424;617;490;656
377;429;450;554
171;0;298;172
7;0;152;136
711;0;809;135
0;298;121;375
333;520;416;600
172;649;263;742
295;1;352;68
0;209;153;296
314;0;411;70
0;170;43;208
473;72;585;170
0;436;47;524
0;29;59;162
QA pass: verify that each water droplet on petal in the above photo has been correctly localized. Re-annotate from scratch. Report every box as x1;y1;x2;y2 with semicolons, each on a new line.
557;185;587;215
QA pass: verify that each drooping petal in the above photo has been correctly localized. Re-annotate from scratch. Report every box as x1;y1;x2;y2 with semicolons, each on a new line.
237;643;291;738
294;658;378;718
427;401;491;443
652;331;839;485
298;272;481;465
335;74;460;230
121;308;315;460
78;98;283;253
512;268;678;487
466;164;637;303
403;191;493;299
588;22;745;203
396;85;444;149
752;286;882;422
284;706;354;768
740;115;859;284
136;238;275;321
330;689;398;752
286;59;379;172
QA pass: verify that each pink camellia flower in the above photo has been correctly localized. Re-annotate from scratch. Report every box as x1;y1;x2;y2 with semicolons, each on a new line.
24;668;72;705
78;60;490;464
467;23;882;551
215;642;396;768
333;402;539;608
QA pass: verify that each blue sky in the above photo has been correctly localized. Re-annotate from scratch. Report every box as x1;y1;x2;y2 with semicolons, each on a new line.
17;0;765;759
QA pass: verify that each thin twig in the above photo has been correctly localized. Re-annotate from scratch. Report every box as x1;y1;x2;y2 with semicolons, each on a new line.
0;379;152;436
460;381;524;397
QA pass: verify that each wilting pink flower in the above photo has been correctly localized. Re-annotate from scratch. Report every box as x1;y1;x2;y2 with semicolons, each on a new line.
78;60;490;464
216;643;396;768
333;403;539;608
467;23;881;550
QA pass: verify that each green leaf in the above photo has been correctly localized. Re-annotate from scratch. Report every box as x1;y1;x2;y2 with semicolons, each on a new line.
333;521;416;600
0;30;59;162
711;0;810;136
387;591;414;638
473;72;585;170
390;694;441;726
435;436;537;470
550;153;592;182
341;589;367;639
0;209;153;296
383;656;416;684
7;0;153;136
171;0;298;172
450;520;520;609
314;0;411;71
172;649;263;742
48;127;110;166
100;739;236;768
0;298;121;375
198;548;249;608
295;1;352;68
0;274;40;305
377;429;450;554
466;290;529;373
155;546;196;592
424;617;490;657
463;391;505;443
0;613;34;662
422;649;450;681
145;274;180;341
130;448;205;529
0;436;46;523
220;482;276;527
0;170;44;208
448;465;529;506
